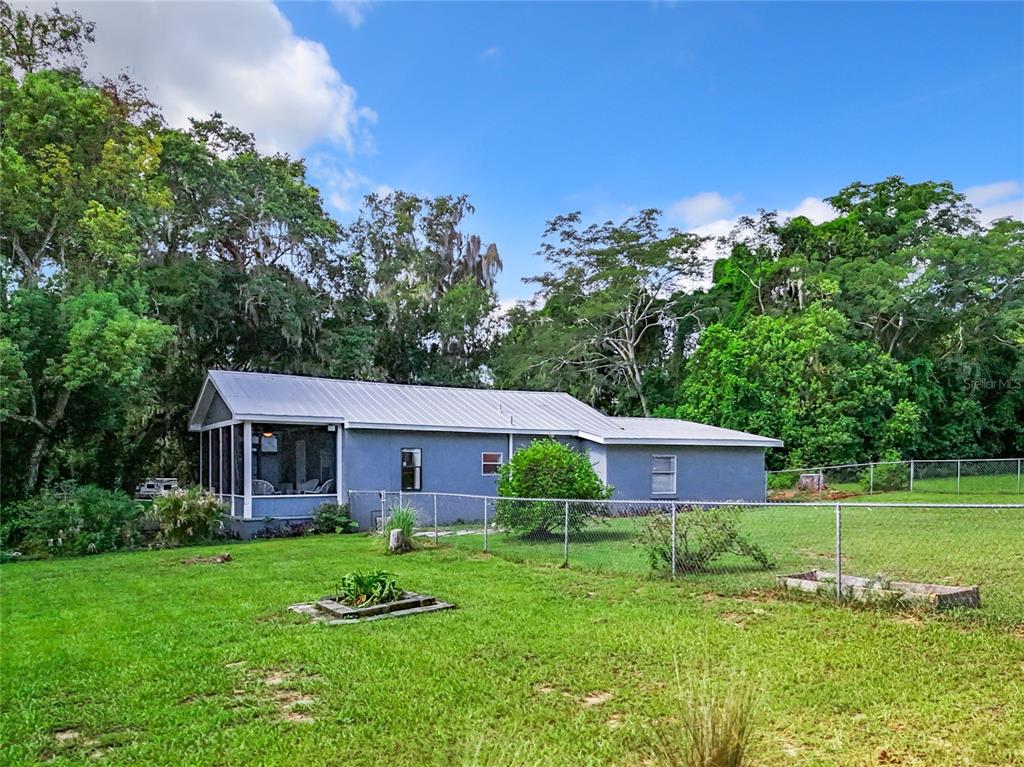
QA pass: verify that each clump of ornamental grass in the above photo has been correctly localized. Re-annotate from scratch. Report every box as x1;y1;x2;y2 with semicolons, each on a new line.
382;505;420;553
647;661;758;767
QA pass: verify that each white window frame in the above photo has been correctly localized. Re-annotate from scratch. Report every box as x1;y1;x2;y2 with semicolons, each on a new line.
651;454;677;496
481;451;503;476
401;448;422;492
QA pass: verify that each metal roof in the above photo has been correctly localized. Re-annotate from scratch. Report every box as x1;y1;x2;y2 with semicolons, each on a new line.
190;370;782;448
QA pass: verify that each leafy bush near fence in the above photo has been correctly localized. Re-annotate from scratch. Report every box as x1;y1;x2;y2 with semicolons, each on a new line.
150;486;226;543
766;472;798;491
0;482;144;558
638;505;773;574
495;438;612;536
312;503;359;534
861;450;909;491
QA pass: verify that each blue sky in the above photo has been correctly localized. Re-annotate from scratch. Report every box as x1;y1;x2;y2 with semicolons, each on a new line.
78;1;1024;300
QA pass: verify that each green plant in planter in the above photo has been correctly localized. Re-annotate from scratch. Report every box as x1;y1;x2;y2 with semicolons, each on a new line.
149;486;226;543
336;570;403;607
312;503;358;534
638;505;773;575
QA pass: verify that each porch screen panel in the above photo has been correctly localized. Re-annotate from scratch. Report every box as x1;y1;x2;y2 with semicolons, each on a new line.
234;425;244;494
220;427;231;496
210;428;221;493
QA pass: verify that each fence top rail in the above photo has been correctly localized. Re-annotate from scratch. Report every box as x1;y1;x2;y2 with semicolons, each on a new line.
348;490;1024;510
768;456;1023;473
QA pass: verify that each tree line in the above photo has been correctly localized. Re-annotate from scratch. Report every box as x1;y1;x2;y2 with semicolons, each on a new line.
1;3;1021;505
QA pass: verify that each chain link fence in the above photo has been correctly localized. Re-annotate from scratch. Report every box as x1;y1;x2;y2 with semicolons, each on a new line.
348;490;1024;623
767;457;1023;498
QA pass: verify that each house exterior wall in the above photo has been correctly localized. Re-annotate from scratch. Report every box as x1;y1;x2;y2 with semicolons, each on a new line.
604;444;766;502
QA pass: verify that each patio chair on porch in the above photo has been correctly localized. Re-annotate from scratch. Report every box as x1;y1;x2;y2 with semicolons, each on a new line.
252;479;276;495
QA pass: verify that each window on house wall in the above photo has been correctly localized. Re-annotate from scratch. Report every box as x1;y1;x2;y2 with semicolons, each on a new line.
401;448;422;491
482;452;502;475
651;455;676;495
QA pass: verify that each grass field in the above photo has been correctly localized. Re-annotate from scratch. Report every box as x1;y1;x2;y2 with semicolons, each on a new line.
441;491;1024;625
2;521;1023;766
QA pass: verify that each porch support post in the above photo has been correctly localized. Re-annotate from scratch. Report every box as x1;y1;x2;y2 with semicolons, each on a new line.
198;430;203;488
243;421;253;519
335;424;343;506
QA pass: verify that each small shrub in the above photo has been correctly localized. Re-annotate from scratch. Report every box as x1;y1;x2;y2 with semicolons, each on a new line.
766;472;798;491
149;486;226;543
382;505;420;553
638;506;773;575
336;570;403;607
495;438;612;537
648;669;757;767
312;503;358;534
0;482;143;558
862;450;909;491
253;520;314;539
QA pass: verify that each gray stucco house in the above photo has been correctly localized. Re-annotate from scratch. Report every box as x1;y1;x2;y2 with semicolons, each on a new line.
189;370;782;533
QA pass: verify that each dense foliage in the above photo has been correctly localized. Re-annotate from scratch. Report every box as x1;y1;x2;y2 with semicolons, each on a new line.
0;481;142;558
498;182;1023;468
495;438;612;536
148;486;226;543
0;4;501;504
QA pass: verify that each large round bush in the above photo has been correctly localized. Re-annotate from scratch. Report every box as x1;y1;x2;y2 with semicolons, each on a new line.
495;438;612;536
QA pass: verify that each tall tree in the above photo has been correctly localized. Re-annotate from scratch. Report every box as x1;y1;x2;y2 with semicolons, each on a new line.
496;210;705;415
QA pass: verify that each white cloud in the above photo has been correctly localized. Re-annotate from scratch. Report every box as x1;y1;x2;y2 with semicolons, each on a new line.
965;180;1024;224
67;0;375;156
332;0;372;28
480;45;500;59
667;191;740;228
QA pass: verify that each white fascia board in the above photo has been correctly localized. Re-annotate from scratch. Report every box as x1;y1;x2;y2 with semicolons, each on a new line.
194;419;242;432
601;437;784;448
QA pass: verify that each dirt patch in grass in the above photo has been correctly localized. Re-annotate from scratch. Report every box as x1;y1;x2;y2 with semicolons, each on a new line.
769;488;859;502
180;553;232;565
233;667;321;724
580;691;613;707
43;728;132;762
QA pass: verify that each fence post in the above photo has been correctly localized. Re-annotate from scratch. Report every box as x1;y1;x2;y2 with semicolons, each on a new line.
670;503;677;578
956;460;961;494
433;494;438;544
562;500;570;568
835;502;843;602
483;498;489;553
379;492;386;533
1018;459;1021;494
869;463;874;495
909;460;915;492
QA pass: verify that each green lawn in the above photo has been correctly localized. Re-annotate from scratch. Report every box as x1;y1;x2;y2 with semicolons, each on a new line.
2;532;1022;766
444;492;1024;624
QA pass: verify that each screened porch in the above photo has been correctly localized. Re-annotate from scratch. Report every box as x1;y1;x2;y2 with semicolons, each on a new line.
197;422;342;519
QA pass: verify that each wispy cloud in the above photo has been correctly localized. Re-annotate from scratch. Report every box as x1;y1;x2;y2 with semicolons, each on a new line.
480;45;500;59
332;0;372;29
965;180;1024;223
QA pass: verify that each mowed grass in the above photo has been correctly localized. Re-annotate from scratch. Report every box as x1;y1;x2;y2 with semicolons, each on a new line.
444;491;1024;624
2;533;1023;766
